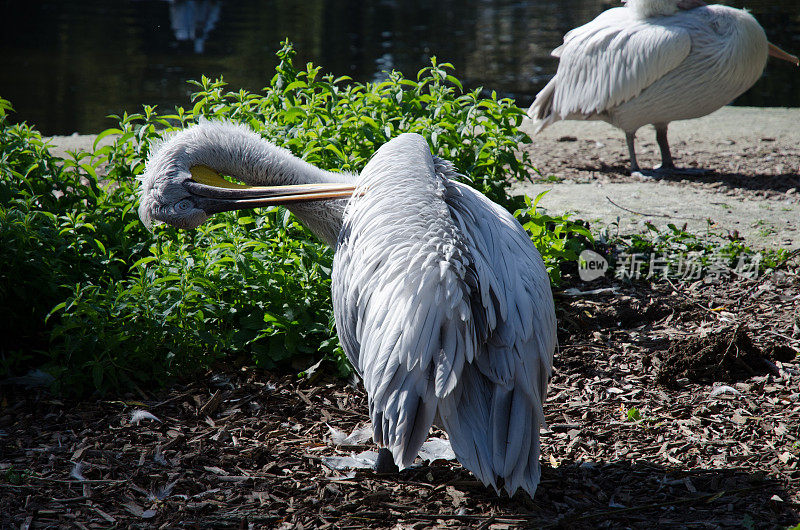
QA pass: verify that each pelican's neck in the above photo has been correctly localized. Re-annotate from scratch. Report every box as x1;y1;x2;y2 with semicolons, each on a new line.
155;121;355;247
623;0;679;18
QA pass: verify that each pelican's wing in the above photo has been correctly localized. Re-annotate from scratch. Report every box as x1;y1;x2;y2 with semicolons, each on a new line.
436;175;557;497
332;135;481;469
529;7;691;128
333;137;556;495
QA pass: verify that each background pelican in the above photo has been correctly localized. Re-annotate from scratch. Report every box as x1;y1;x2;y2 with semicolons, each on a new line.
528;0;799;175
138;121;557;497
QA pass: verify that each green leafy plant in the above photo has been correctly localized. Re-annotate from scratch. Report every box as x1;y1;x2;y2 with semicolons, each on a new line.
0;106;150;379
514;191;593;284
180;40;535;207
625;407;642;422
600;221;786;281
2;465;26;486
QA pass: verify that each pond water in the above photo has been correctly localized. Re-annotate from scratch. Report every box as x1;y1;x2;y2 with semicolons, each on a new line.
2;0;799;135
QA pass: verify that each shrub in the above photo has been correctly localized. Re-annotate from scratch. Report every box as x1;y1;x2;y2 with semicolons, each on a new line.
1;42;546;395
0;101;149;381
183;40;535;207
513;191;592;285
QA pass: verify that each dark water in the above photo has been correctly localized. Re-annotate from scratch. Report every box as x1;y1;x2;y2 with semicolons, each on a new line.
2;0;799;135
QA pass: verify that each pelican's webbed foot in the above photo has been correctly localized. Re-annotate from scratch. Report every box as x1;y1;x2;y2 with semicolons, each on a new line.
652;164;710;176
631;164;710;178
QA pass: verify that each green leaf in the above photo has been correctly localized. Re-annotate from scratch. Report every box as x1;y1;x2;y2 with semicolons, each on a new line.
93;128;123;151
445;75;463;91
131;256;158;269
283;80;308;92
361;116;379;129
282;106;307;123
324;143;347;161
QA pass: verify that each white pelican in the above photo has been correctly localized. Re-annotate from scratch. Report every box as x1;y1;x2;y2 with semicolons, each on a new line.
528;0;799;175
138;121;557;497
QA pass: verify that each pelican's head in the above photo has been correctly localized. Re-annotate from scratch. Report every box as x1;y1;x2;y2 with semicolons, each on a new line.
623;0;705;18
138;134;210;230
137;123;356;231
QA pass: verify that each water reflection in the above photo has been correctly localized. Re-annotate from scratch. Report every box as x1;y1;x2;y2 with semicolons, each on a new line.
167;1;221;53
1;0;798;135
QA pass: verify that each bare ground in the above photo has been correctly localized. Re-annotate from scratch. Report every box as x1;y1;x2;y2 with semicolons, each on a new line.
515;106;800;250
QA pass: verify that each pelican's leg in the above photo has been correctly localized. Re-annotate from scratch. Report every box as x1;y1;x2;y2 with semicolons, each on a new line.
655;125;675;170
625;131;641;174
374;447;399;474
653;124;708;176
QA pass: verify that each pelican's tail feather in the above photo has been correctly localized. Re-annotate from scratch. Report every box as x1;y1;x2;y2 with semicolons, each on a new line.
438;364;544;498
369;364;439;469
527;76;559;133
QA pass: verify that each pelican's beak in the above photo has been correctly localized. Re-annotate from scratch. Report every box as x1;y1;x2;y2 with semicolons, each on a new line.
184;165;356;215
768;42;799;66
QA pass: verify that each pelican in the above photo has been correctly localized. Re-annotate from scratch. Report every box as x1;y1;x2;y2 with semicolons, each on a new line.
528;0;799;175
138;121;557;497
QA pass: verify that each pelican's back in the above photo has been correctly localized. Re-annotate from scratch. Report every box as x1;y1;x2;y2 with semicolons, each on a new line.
611;5;768;130
438;178;556;496
333;134;556;496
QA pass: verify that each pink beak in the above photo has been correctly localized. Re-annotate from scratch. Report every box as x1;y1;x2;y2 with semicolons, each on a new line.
768;42;800;66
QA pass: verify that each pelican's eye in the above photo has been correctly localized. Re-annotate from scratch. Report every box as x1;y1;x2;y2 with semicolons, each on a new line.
174;198;193;213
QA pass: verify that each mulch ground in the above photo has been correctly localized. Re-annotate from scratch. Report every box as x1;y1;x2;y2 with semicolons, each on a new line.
2;262;799;528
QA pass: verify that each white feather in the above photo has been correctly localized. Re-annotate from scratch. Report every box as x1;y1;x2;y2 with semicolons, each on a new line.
130;409;161;425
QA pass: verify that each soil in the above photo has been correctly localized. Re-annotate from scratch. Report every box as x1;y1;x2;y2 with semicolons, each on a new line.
3;108;795;527
2;264;799;528
654;325;783;387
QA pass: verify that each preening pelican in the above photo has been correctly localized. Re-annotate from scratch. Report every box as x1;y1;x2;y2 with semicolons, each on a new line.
138;121;557;497
528;0;799;175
